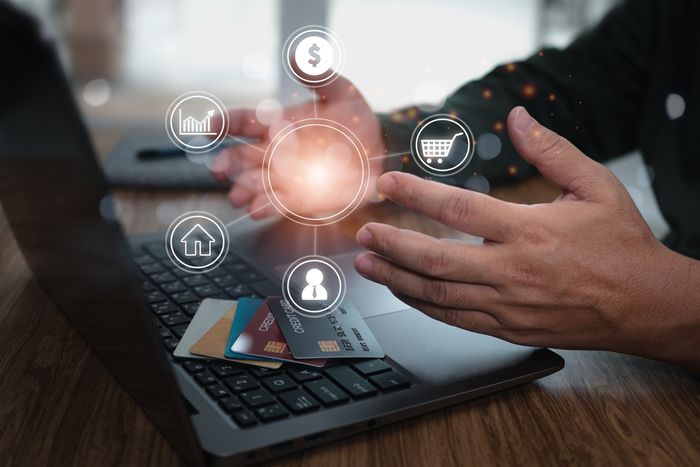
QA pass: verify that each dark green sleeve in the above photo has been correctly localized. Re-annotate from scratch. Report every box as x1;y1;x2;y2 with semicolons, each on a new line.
378;0;656;187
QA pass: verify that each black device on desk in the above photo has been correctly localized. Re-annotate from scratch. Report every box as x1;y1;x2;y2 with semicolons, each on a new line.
0;5;563;466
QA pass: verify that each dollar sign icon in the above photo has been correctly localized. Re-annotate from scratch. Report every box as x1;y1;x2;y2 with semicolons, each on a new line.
308;43;321;67
293;35;334;78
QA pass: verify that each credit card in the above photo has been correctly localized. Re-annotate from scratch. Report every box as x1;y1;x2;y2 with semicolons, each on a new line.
188;305;282;369
268;297;385;359
224;297;277;362
231;301;326;368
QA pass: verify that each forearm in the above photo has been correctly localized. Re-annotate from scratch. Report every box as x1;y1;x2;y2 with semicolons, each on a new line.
620;246;700;372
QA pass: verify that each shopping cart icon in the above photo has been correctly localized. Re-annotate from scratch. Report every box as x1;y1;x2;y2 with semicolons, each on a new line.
420;132;464;164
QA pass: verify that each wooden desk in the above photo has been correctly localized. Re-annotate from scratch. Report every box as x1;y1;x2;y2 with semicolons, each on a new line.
0;134;698;466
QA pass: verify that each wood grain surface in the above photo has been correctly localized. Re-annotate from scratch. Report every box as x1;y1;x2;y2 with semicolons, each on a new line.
0;133;698;467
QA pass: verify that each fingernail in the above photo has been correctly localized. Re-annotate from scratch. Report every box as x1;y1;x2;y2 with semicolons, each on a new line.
512;106;536;132
356;227;372;247
377;173;397;195
354;254;373;275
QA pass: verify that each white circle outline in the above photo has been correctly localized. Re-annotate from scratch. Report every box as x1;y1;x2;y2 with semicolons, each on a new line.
410;114;475;177
282;26;344;87
165;211;230;274
282;256;346;317
262;118;370;226
165;91;229;154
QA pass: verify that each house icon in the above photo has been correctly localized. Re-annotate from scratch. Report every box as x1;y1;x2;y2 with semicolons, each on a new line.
180;224;216;257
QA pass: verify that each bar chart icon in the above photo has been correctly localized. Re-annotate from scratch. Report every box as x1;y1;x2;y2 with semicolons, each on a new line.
166;91;229;154
178;109;216;136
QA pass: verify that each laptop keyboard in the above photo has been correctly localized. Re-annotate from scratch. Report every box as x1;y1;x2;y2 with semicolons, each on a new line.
130;241;411;428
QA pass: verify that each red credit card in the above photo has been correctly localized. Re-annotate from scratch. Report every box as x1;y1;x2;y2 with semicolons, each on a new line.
230;301;326;368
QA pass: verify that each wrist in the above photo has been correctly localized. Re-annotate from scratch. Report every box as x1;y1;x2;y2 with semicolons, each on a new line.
621;244;700;371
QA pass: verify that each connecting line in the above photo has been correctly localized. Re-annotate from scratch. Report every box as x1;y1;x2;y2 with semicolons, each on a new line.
368;151;411;161
225;203;271;228
313;226;318;255
227;136;265;153
312;90;318;118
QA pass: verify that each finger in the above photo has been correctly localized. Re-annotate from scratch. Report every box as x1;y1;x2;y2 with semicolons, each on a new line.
212;108;268;138
392;292;502;335
507;106;612;200
376;172;523;242
356;222;499;284
354;252;500;310
248;193;279;220
228;170;263;208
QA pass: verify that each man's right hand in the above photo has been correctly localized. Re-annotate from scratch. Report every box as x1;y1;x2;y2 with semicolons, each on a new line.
210;76;387;219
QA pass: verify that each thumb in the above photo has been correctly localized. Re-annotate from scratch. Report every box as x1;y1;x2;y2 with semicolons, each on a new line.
507;106;608;199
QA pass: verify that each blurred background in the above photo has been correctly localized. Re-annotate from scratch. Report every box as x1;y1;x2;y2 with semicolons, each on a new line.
9;0;669;237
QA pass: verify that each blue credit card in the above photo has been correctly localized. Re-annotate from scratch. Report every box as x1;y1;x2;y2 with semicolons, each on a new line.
224;297;277;361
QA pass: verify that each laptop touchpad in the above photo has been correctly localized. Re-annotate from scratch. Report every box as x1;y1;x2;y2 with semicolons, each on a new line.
332;253;408;318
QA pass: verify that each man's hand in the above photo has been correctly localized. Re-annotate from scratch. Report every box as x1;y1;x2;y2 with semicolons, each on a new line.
210;76;386;219
354;107;700;371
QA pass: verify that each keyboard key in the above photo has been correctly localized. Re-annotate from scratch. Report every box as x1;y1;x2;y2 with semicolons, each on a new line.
224;373;259;392
288;368;322;383
236;270;266;283
151;301;179;315
250;367;281;378
140;280;156;293
183;275;210;287
209;362;244;378
140;262;165;275
158;328;172;340
255;403;289;422
325;366;378;399
262;375;296;393
170;323;189;339
161;281;188;294
161;311;189;327
163;338;179;351
193;284;222;298
249;280;279;297
195;370;218;386
181;302;202;316
218;397;244;413
207;383;231;399
279;389;320;414
211;274;240;288
144;242;168;259
225;284;253;298
144;290;167;304
369;371;411;392
305;378;349;406
182;361;207;374
132;254;155;265
150;271;176;284
170;291;199;305
352;359;392;376
232;410;257;428
226;261;251;274
239;389;274;408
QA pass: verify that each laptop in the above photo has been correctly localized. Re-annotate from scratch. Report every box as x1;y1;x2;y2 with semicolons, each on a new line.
0;5;563;465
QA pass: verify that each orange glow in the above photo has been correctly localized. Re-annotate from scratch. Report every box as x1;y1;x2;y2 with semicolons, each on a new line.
482;88;493;99
548;93;556;102
505;63;517;73
407;108;418;119
508;165;518;176
521;83;537;99
493;120;504;132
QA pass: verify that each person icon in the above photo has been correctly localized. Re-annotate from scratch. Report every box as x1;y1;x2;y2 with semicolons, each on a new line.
301;268;327;301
